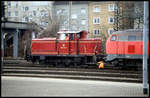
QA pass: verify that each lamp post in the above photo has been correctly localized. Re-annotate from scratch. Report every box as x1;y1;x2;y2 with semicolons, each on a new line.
143;1;148;95
69;1;72;31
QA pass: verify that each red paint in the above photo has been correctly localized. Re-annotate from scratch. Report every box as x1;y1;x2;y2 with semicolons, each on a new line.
106;33;149;55
32;30;102;56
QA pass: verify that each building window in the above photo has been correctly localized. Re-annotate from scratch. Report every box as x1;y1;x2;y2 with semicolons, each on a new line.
15;2;18;8
108;17;114;24
93;5;100;12
25;6;29;11
29;17;32;22
8;12;11;17
93;29;100;36
81;20;86;25
40;10;46;17
33;11;36;16
15;11;18;16
44;12;48;17
61;9;66;14
72;26;77;30
81;8;86;14
7;2;11;7
108;28;114;35
72;14;77;19
25;17;29;22
56;9;61;15
109;4;115;12
93;17;100;24
63;20;67;25
111;35;117;41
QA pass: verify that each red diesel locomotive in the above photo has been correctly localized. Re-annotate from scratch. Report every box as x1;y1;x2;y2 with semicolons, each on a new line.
31;30;102;67
106;29;149;67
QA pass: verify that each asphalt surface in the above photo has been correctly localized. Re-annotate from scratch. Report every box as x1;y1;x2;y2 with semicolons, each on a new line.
1;76;149;97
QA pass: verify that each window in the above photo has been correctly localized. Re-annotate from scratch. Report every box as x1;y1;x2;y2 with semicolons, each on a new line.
25;17;29;22
108;17;114;24
44;12;48;17
8;12;11;17
63;20;67;25
33;11;36;16
93;17;100;24
109;4;115;12
70;34;74;40
81;20;86;25
15;11;18;16
61;9;66;14
60;34;66;40
25;6;29;11
56;10;61;15
81;8;86;14
15;2;18;8
93;29;100;36
114;4;118;10
108;28;114;35
128;35;136;41
40;10;45;17
72;26;77;30
72;14;77;19
29;17;32;22
7;2;11;7
111;35;117;41
22;17;29;22
93;6;100;12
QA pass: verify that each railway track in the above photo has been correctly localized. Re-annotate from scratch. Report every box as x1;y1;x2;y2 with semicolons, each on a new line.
2;59;143;83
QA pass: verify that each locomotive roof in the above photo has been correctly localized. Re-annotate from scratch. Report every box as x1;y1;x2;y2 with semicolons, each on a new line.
57;31;81;34
112;29;143;34
32;38;56;40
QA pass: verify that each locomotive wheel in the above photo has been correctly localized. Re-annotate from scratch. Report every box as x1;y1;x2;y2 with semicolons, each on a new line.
39;60;45;64
65;59;71;67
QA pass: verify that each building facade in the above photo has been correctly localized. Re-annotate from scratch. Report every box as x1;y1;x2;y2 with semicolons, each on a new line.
53;1;89;31
89;1;117;38
5;1;53;29
5;1;139;37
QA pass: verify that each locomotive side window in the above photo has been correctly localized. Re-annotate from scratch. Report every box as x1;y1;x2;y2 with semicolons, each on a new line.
128;35;136;41
111;35;117;41
70;34;74;40
60;34;66;40
76;33;80;39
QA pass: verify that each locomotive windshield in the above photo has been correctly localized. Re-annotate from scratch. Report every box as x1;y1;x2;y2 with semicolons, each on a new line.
60;34;66;40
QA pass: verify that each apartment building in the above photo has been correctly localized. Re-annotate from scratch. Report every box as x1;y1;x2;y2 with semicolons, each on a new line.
5;1;53;29
88;1;116;38
53;1;89;31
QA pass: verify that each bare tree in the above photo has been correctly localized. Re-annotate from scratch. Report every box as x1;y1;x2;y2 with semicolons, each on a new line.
38;3;65;38
22;22;41;59
133;1;144;29
114;1;135;31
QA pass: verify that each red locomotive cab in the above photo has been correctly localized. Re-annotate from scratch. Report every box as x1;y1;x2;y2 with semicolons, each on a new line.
57;30;81;55
106;29;149;66
58;30;88;40
106;34;118;55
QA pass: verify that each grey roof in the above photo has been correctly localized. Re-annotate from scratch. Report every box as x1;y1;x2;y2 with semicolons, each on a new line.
113;29;144;34
53;1;89;5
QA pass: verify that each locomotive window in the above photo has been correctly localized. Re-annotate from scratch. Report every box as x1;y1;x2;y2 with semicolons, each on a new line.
111;35;117;41
70;34;74;40
76;33;80;39
128;35;136;41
